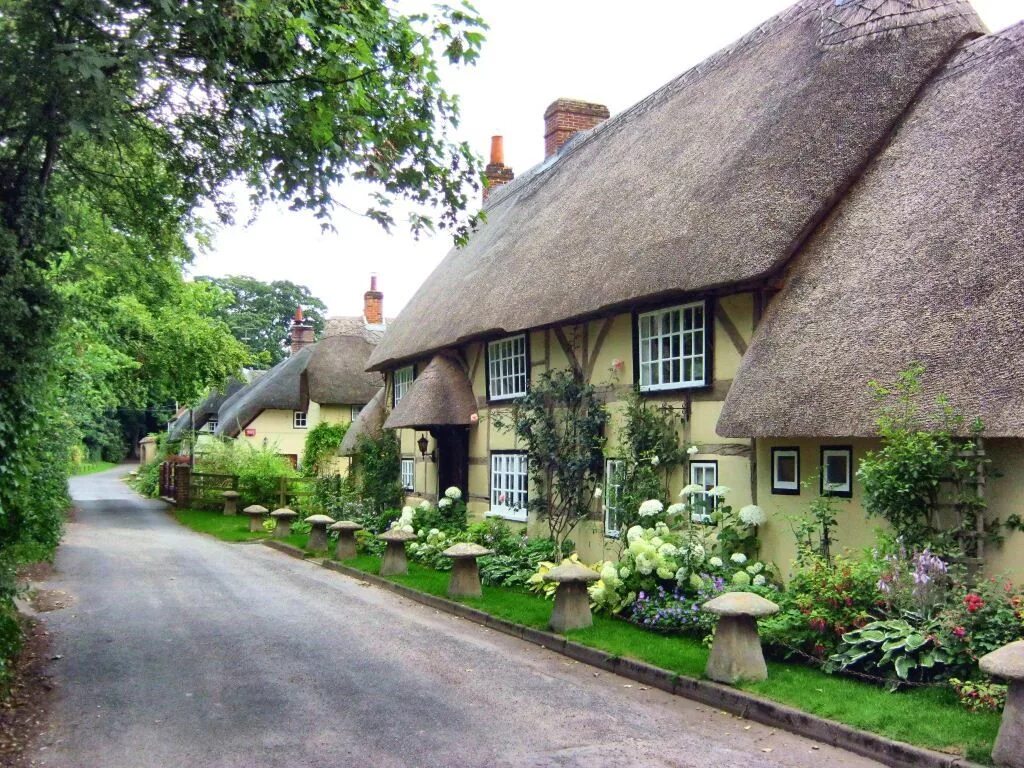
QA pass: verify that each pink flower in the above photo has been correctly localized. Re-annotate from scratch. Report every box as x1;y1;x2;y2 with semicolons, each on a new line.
953;626;967;639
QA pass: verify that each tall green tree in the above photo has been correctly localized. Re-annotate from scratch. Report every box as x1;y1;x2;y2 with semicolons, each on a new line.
0;0;486;557
198;275;327;366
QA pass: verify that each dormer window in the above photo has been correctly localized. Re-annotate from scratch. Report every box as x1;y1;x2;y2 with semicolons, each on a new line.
393;365;414;407
487;334;528;401
637;301;708;392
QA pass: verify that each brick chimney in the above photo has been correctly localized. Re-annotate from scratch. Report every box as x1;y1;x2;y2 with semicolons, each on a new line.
289;306;315;355
363;274;384;326
543;98;610;158
483;135;514;201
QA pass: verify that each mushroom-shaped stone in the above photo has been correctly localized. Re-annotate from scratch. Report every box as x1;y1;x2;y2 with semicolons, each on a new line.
377;528;417;576
329;520;363;560
241;504;269;533
221;490;241;516
269;507;298;539
701;592;779;684
304;514;336;551
980;640;1024;767
543;562;600;633
442;543;494;598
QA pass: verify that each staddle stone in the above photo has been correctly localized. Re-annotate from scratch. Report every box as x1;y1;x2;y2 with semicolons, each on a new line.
270;507;298;539
981;640;1024;768
221;490;240;516
702;591;779;684
544;562;599;633
241;504;268;533
304;514;336;552
442;543;493;598
378;528;416;576
329;520;363;560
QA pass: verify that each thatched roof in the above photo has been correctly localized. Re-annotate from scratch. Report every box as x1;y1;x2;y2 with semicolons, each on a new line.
214;329;382;437
338;388;387;455
305;334;382;406
215;347;313;438
367;0;982;371
718;23;1024;438
168;377;246;441
383;354;478;429
323;315;389;343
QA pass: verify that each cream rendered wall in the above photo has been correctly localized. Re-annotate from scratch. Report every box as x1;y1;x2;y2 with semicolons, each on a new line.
393;292;757;564
235;409;309;461
755;436;1024;584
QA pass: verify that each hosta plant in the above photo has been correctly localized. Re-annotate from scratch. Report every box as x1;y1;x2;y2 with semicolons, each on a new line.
827;617;951;688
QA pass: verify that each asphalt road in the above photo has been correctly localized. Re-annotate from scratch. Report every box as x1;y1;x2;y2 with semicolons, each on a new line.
26;466;884;767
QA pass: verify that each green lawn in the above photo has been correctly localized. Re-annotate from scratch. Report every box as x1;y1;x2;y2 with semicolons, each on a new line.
169;509;1000;763
340;554;1000;764
71;460;117;476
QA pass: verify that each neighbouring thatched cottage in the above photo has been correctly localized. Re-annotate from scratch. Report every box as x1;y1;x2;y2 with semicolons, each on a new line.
717;21;1024;581
167;375;250;444
213;278;386;467
365;0;1023;576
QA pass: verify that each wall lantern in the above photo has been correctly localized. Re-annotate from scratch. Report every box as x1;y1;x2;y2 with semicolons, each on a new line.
417;433;435;462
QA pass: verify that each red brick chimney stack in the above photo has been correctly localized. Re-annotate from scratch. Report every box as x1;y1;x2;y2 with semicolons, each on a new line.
364;274;384;326
543;99;610;158
483;135;514;201
289;306;315;355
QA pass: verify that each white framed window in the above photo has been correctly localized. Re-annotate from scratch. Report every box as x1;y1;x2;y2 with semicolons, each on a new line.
400;457;415;491
206;418;218;432
689;460;718;523
820;446;853;498
637;301;708;391
393;365;414;407
489;452;528;521
487;334;528;401
350;404;363;421
293;411;307;429
604;458;626;537
772;447;800;495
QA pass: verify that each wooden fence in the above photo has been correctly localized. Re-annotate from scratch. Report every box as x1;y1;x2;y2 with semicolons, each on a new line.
158;461;318;511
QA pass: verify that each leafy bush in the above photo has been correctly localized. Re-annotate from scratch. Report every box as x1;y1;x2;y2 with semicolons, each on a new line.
495;368;608;558
857;364;991;557
827;617;951;687
194;441;297;508
302;422;347;476
352;431;402;515
761;554;884;659
949;678;1008;713
939;577;1024;671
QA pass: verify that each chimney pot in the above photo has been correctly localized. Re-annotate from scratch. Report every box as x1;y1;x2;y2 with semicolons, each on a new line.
543;98;610;158
490;135;504;166
483;134;515;202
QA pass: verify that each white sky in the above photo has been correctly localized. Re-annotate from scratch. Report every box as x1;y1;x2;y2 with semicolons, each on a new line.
188;0;1023;318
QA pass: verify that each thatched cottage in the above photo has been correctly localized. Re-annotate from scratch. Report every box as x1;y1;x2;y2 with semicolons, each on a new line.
360;0;1023;578
213;278;386;466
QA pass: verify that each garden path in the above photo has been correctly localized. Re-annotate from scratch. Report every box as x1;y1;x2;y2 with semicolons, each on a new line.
27;465;884;767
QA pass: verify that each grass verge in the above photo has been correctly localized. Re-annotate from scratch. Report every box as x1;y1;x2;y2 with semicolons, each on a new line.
71;461;117;476
341;555;998;764
170;508;999;764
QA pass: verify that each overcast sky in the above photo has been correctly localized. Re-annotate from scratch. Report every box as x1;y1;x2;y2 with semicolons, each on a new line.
188;0;1023;319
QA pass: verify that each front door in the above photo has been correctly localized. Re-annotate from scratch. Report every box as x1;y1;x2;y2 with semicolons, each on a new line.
434;427;469;497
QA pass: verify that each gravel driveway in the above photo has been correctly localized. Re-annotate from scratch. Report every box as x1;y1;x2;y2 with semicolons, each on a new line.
27;465;884;768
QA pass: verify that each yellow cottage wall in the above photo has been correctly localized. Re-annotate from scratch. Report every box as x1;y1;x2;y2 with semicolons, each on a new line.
394;292;757;564
755;437;1024;584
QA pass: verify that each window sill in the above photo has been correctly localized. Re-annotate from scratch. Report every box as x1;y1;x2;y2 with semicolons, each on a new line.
638;381;708;394
485;509;527;523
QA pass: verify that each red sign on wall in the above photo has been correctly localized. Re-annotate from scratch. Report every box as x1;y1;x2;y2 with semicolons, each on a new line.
244;428;256;437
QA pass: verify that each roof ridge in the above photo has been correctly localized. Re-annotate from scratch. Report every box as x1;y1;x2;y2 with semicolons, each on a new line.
935;21;1024;79
485;0;975;212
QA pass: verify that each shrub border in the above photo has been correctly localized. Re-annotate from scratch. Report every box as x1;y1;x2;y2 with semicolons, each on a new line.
260;540;983;768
